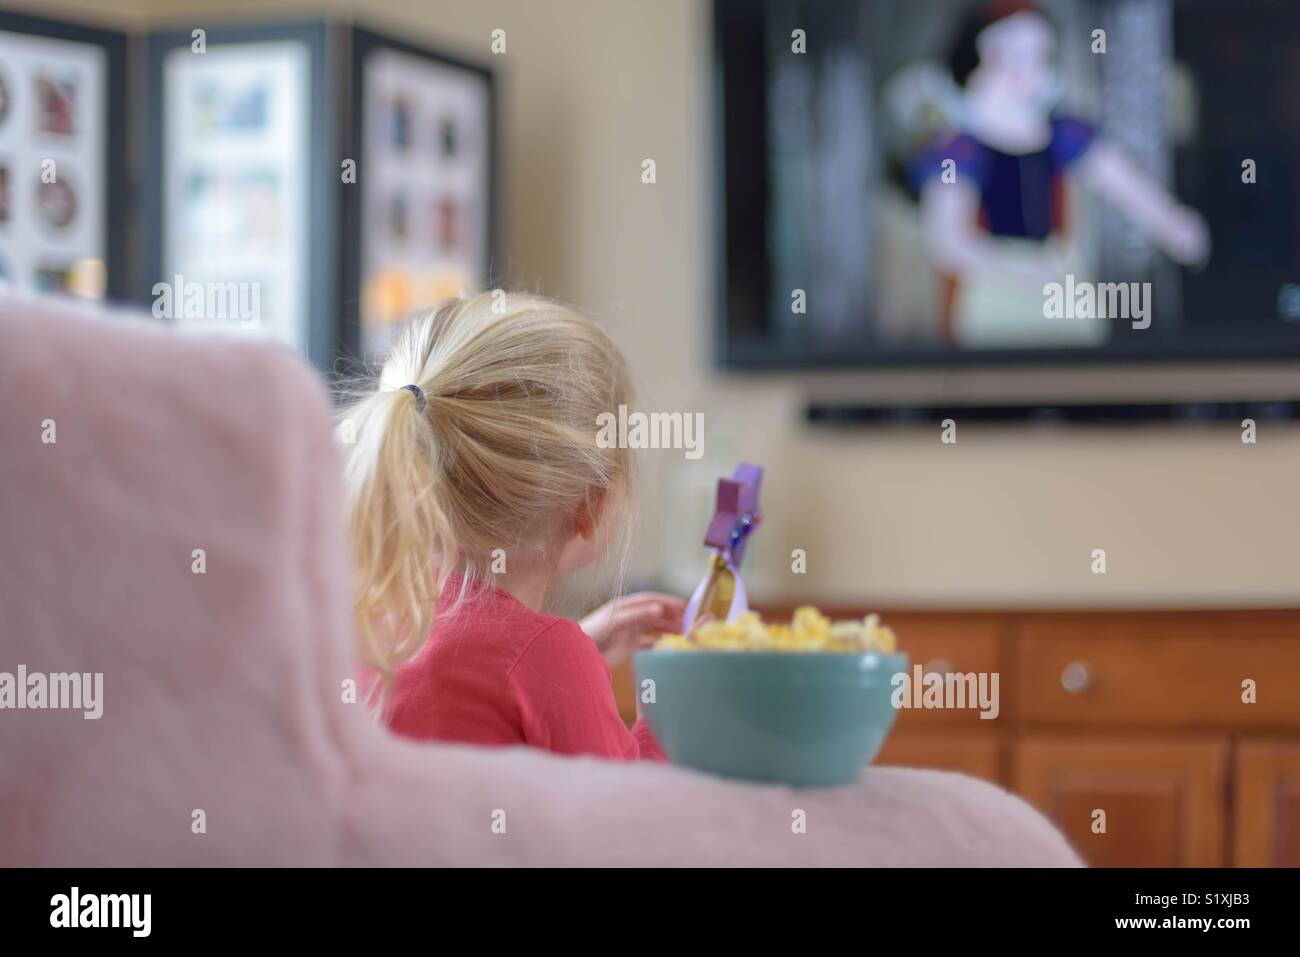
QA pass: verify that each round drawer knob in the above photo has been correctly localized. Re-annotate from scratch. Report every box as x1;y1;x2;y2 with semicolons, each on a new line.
1061;661;1092;694
924;658;953;676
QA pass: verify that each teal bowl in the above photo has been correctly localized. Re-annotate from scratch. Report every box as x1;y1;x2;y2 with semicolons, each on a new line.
634;649;908;788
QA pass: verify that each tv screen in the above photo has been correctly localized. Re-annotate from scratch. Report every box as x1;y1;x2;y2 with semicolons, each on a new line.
716;0;1300;368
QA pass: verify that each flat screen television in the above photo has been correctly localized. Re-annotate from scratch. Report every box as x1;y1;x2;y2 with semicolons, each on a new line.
715;0;1300;370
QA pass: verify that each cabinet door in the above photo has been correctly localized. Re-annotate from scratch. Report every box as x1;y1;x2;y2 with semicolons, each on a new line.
1234;740;1300;867
1013;737;1228;867
875;733;1003;785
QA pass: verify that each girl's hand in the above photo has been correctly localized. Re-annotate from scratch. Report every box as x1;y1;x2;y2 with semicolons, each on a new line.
581;592;686;668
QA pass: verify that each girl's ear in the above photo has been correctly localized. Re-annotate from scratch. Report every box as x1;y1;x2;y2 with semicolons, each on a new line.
574;489;609;541
574;502;594;540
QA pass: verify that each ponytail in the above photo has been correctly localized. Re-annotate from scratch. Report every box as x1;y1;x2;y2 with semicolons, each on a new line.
341;378;456;701
337;293;635;705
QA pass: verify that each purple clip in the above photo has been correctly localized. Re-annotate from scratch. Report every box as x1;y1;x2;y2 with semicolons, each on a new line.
703;463;763;566
683;463;763;631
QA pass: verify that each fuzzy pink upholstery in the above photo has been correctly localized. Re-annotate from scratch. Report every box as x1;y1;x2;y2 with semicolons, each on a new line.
0;292;1080;866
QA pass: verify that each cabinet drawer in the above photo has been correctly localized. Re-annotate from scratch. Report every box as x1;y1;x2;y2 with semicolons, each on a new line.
892;617;1006;729
1017;618;1300;729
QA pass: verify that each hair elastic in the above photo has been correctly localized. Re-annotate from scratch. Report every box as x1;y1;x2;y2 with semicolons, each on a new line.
401;384;427;413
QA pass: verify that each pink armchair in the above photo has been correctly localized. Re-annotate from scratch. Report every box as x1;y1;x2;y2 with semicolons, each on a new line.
0;293;1079;866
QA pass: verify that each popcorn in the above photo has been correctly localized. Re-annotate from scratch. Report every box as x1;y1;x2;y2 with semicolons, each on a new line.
656;606;897;653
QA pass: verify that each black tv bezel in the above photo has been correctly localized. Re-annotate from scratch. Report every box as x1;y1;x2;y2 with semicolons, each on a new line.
339;25;499;374
711;0;1300;372
0;9;130;302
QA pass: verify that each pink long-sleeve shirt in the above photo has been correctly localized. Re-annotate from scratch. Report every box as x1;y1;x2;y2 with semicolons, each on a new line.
379;575;665;761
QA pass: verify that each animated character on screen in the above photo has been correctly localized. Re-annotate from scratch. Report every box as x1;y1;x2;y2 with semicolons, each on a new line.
911;0;1209;348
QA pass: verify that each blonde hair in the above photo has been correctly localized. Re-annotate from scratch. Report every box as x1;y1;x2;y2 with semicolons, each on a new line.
338;292;634;696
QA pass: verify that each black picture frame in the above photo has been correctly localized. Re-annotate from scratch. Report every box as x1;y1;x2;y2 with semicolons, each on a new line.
341;26;498;372
0;9;129;301
144;19;341;374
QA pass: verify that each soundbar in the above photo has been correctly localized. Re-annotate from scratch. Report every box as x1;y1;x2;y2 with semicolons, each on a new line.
805;400;1300;426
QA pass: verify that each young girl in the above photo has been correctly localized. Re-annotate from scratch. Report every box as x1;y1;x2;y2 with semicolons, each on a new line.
339;292;681;760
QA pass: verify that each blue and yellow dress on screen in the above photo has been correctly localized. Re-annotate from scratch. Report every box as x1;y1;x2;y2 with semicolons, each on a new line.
912;114;1108;350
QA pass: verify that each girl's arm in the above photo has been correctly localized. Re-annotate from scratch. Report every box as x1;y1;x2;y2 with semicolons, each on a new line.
508;620;667;762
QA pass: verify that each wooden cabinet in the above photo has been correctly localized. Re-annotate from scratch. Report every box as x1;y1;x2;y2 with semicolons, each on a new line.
1013;737;1228;867
613;659;638;725
866;613;1007;783
876;732;1002;784
879;616;1006;729
615;607;1299;865
1234;740;1300;866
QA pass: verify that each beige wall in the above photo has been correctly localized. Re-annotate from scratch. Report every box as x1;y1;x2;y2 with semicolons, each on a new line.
15;0;1300;607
